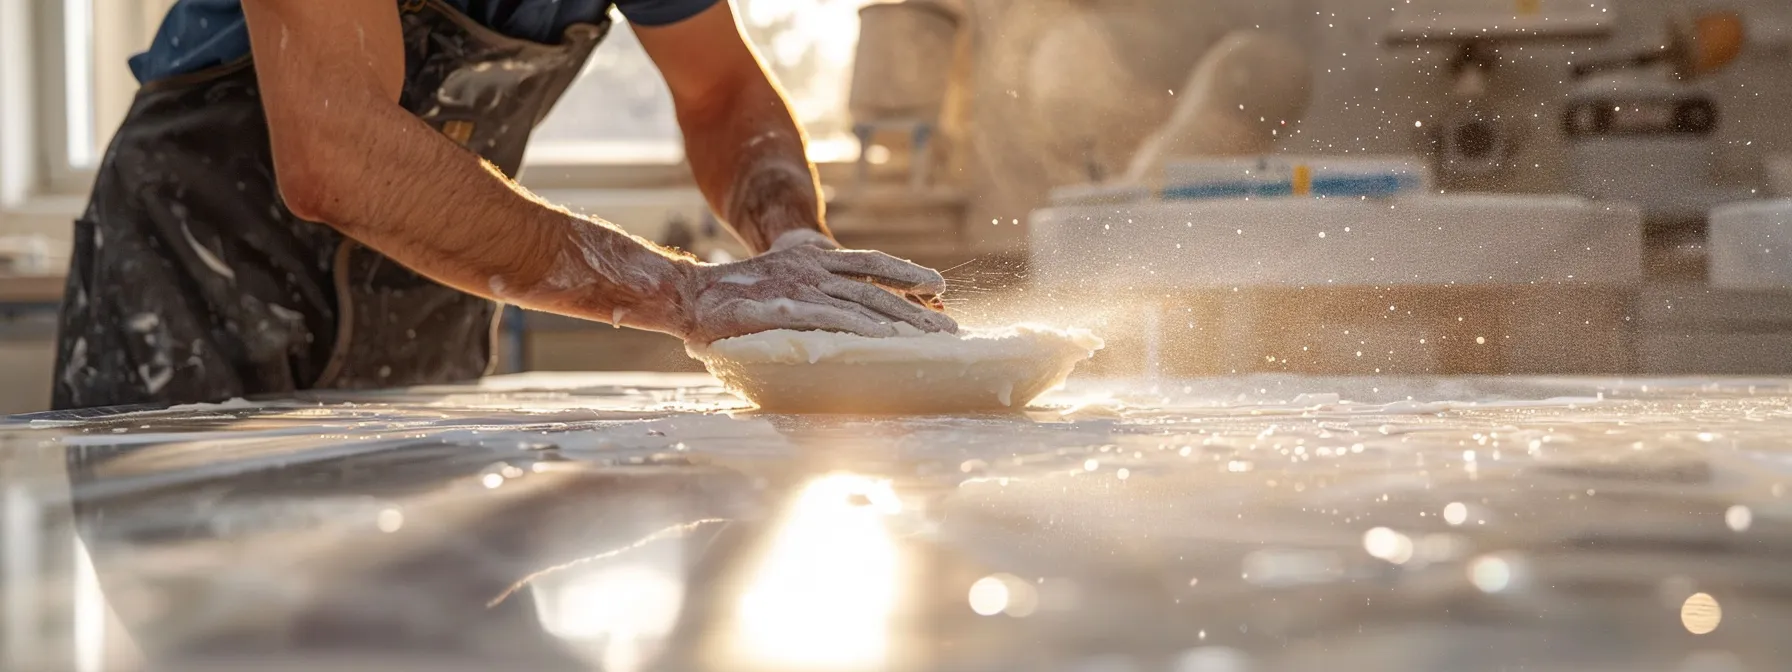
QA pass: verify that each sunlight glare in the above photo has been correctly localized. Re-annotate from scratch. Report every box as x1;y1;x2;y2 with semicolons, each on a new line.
725;473;904;671
533;563;685;672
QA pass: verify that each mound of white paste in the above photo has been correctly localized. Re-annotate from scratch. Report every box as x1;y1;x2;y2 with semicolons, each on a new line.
687;324;1105;414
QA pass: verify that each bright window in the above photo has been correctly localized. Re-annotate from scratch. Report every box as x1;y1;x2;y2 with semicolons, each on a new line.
529;0;867;167
46;0;169;187
41;0;868;193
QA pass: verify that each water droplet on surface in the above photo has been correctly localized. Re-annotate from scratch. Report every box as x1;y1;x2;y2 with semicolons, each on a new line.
1681;592;1722;634
1443;502;1468;526
376;508;404;533
995;574;1039;617
968;576;1009;616
1724;505;1752;532
1363;527;1414;564
1469;555;1513;593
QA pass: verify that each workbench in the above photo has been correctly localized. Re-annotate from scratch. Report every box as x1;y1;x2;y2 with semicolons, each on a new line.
2;372;1791;671
0;274;64;311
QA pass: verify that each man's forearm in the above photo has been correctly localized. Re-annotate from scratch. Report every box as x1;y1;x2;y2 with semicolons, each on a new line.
279;98;693;336
680;75;830;254
246;0;697;336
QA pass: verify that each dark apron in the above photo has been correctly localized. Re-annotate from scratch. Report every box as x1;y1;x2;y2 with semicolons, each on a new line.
50;0;609;410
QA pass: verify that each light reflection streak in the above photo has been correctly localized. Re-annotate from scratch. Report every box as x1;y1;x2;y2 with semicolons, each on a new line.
521;519;728;672
492;518;728;608
73;538;102;672
3;486;39;669
720;474;904;671
533;564;685;672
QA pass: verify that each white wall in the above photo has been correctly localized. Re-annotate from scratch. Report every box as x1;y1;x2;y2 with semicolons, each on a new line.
0;0;37;209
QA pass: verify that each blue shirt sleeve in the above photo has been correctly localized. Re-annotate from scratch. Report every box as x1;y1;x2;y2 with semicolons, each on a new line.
613;0;723;27
130;0;723;85
128;0;251;84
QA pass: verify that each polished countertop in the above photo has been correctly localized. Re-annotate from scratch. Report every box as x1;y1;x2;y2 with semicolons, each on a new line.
3;372;1791;671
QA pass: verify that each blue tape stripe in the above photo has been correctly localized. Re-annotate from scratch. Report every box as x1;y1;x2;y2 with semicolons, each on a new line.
1163;174;1419;201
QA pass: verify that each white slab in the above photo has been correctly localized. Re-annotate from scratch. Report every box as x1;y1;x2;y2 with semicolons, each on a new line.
1709;199;1792;290
1027;194;1643;289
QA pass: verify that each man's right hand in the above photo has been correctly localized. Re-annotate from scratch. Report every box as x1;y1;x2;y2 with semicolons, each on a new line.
672;245;957;344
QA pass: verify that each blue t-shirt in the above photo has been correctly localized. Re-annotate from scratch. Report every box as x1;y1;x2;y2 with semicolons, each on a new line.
129;0;719;84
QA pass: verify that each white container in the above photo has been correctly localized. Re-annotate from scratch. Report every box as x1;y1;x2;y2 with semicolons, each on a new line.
1029;194;1643;289
1709;199;1792;289
1048;183;1152;207
849;1;961;124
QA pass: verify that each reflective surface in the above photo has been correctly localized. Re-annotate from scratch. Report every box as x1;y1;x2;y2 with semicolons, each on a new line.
5;373;1792;671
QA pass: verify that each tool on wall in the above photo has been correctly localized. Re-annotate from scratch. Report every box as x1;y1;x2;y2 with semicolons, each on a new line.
1384;0;1616;185
1563;10;1752;224
1570;11;1746;81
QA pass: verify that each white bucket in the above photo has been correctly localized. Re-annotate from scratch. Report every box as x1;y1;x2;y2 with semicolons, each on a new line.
1709;199;1792;289
849;1;961;124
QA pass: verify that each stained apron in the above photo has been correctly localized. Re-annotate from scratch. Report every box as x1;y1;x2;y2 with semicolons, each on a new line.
56;1;614;663
51;0;609;410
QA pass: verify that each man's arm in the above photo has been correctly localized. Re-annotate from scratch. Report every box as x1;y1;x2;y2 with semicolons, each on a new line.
242;0;953;342
634;2;832;255
244;0;692;333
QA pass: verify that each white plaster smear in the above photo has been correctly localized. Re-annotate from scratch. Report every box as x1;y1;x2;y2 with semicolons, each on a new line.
688;323;1105;414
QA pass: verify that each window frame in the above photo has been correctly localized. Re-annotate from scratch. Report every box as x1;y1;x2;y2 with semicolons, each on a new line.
24;0;865;200
35;0;88;197
27;0;172;198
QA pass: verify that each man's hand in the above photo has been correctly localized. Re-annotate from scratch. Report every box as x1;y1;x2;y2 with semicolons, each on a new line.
637;2;830;255
675;245;956;344
765;230;950;313
636;3;954;318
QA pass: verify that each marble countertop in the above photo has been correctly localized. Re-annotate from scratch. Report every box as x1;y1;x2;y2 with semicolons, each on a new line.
3;372;1790;671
